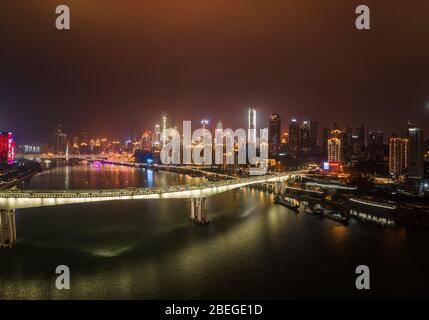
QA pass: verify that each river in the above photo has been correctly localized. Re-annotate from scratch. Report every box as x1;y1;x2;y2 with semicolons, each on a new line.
1;163;428;299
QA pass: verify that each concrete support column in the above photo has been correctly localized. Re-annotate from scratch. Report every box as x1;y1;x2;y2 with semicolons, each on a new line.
0;209;16;249
275;181;282;200
190;198;209;224
280;184;286;196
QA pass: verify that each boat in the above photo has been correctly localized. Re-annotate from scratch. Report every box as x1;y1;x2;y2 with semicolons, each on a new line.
275;198;299;211
313;205;348;224
304;206;313;214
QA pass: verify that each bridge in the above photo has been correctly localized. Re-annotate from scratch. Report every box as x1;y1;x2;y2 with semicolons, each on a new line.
0;168;307;248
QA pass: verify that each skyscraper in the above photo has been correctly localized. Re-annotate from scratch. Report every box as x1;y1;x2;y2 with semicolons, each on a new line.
141;131;152;151
367;131;384;161
351;125;365;160
389;136;408;178
356;125;365;151
248;107;256;144
52;124;67;154
342;127;353;161
288;119;299;157
269;113;281;159
161;111;168;146
0;132;15;164
322;128;330;159
328;137;342;163
299;120;311;154
215;121;224;165
310;120;318;153
153;124;161;148
407;125;424;179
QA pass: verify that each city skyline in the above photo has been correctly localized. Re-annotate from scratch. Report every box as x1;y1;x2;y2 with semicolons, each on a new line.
1;1;429;142
2;1;429;303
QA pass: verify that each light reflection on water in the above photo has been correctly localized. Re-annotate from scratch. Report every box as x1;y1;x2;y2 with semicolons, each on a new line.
1;164;429;299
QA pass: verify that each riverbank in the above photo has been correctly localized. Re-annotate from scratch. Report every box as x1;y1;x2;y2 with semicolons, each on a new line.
0;160;42;190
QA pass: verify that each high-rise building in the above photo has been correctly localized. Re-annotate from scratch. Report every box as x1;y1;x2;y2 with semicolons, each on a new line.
310;120;318;153
200;119;210;143
342;127;353;161
356;125;365;150
299;120;317;156
214;121;224;165
161;111;168;146
269;113;281;159
248;107;256;144
52;124;67;154
300;121;311;154
389;136;408;178
407;124;424;178
322;128;330;159
280;132;288;156
288;119;299;157
367;131;384;161
141;131;152;151
351;125;365;160
153;124;161;149
0;132;16;164
328;137;342;163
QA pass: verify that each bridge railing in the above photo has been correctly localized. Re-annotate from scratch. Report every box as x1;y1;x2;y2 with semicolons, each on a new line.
0;170;307;199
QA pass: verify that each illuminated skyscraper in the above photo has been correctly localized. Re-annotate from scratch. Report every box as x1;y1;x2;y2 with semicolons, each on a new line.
328;136;342;163
389;136;408;178
52;123;67;154
351;125;365;160
407;124;424;179
201;119;209;130
248;107;256;143
309;120;318;153
288;119;299;157
214;120;223;143
141;131;152;151
215;121;224;164
300;120;311;154
0;132;16;164
328;137;342;163
161;111;168;146
269;113;281;159
153;124;161;148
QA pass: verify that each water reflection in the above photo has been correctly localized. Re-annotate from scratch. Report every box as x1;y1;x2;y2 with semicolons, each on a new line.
1;165;429;299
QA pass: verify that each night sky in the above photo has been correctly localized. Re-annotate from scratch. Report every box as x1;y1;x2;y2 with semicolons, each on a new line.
1;0;428;143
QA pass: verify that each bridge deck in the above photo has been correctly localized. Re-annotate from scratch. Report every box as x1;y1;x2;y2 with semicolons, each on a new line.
0;171;305;209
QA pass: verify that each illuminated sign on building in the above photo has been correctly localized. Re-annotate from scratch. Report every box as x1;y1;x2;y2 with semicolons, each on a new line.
323;161;330;170
0;132;16;164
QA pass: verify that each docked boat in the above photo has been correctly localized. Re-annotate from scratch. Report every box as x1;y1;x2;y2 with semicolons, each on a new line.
304;206;313;214
313;205;348;224
275;198;299;211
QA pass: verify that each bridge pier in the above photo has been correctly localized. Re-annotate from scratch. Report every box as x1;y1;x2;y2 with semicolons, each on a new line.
190;198;209;224
274;181;284;200
0;209;16;249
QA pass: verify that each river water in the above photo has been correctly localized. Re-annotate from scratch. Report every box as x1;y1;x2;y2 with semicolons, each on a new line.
1;163;428;299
